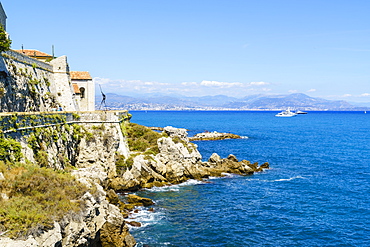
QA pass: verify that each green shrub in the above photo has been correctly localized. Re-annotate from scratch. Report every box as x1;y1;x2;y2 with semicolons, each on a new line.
0;24;11;52
126;123;162;154
85;132;95;142
0;162;89;238
44;77;51;87
34;151;48;167
0;87;5;98
72;113;80;120
124;156;134;168
92;124;105;131
0;138;23;163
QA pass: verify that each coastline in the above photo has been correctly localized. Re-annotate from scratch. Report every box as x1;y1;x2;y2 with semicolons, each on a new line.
0;117;269;247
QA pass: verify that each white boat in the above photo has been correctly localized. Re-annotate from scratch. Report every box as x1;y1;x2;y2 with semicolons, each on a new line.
296;110;308;114
275;109;297;117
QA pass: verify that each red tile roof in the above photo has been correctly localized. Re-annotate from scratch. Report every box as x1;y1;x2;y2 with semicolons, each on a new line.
70;71;92;80
14;49;53;57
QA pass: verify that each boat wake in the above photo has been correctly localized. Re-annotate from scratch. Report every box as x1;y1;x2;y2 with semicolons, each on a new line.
250;175;306;183
273;176;305;182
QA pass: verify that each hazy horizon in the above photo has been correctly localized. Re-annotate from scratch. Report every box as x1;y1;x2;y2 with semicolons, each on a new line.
3;0;370;103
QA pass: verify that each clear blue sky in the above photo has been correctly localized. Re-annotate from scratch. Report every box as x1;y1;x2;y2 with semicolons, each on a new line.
2;0;370;102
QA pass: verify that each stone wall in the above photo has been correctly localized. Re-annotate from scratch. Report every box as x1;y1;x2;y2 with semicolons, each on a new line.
0;110;130;132
3;50;53;72
0;51;83;112
50;56;78;111
0;52;59;112
0;2;6;31
0;111;131;168
73;79;95;111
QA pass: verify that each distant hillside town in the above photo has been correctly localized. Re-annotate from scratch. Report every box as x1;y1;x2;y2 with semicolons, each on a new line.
0;2;94;112
98;93;370;111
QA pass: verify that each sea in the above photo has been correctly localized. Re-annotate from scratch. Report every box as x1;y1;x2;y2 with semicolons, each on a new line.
125;111;370;247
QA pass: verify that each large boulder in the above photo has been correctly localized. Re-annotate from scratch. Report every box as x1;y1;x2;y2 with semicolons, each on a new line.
126;194;154;207
227;154;238;162
106;189;120;205
163;126;188;141
209;153;221;163
99;204;136;247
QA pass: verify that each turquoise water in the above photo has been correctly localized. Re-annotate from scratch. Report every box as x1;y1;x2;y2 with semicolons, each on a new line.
127;111;370;246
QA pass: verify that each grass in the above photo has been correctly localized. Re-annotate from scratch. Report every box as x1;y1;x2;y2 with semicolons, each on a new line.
118;122;168;173
0;161;89;239
126;123;164;154
115;153;137;176
0;132;92;239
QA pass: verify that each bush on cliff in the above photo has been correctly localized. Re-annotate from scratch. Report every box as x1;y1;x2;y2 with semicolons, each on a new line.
126;123;163;154
0;137;23;163
0;24;11;52
0;161;89;239
116;123;166;175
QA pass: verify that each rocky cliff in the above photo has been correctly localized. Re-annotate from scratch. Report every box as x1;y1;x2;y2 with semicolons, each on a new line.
0;111;135;247
0;51;61;112
109;126;269;192
0;113;268;246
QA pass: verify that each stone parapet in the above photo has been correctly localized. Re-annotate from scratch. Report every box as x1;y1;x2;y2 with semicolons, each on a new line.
0;110;130;135
3;50;53;72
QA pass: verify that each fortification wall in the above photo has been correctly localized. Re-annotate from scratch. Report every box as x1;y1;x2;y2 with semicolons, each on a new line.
3;50;53;72
0;51;59;112
0;50;84;112
0;110;131;171
50;56;78;111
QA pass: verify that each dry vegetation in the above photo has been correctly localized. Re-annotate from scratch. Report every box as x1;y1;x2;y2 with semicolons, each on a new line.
0;132;91;239
116;122;167;174
126;122;164;154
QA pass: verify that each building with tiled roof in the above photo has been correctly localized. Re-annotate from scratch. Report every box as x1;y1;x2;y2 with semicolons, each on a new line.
15;49;53;62
71;71;95;111
0;1;95;112
70;71;92;80
72;83;81;94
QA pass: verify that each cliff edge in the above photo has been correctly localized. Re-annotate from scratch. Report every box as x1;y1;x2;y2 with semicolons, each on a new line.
0;113;268;246
109;126;268;192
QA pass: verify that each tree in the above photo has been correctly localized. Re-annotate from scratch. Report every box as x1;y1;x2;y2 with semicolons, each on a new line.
0;24;11;52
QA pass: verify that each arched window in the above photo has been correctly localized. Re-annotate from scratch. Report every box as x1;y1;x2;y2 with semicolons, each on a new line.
79;87;85;98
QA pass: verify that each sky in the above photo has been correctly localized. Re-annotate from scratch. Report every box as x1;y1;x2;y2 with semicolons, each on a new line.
2;0;370;103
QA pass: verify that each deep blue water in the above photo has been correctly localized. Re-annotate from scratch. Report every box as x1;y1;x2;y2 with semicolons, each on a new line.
127;111;370;247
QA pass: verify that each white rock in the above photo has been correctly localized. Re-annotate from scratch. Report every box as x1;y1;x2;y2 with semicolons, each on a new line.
35;222;62;247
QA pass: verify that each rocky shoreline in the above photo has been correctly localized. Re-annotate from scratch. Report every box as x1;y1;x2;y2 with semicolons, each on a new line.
189;131;243;141
149;127;244;141
107;126;269;241
0;121;268;247
108;126;268;192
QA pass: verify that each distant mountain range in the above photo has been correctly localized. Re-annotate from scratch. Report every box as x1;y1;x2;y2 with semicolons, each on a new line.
96;93;369;111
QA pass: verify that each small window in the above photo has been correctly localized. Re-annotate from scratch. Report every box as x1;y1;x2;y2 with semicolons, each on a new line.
80;87;85;98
